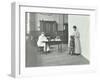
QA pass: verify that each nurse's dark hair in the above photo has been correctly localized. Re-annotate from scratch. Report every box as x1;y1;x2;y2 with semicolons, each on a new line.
73;25;77;29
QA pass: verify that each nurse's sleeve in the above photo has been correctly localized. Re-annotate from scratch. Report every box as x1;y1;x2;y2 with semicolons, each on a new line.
76;32;80;38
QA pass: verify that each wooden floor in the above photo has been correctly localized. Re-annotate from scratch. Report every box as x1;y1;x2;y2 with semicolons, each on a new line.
26;39;89;67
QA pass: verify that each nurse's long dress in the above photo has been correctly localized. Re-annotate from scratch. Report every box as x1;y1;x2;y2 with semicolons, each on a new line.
73;30;81;54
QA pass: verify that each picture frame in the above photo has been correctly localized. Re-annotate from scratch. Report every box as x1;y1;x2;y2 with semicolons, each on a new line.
11;2;96;78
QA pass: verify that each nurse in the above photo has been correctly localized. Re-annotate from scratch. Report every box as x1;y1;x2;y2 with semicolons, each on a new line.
72;26;81;55
37;32;50;52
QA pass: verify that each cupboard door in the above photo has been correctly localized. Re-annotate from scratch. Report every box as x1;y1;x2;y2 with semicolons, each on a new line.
40;21;58;35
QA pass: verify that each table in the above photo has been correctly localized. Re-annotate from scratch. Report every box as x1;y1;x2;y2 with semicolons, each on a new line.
43;41;63;52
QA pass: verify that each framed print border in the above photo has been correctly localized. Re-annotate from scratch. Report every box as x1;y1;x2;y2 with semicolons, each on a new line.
11;2;97;78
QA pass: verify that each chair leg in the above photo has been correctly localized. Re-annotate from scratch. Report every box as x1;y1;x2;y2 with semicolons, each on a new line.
38;47;44;54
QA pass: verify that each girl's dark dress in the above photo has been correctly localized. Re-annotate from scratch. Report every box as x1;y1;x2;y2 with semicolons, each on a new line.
69;36;75;55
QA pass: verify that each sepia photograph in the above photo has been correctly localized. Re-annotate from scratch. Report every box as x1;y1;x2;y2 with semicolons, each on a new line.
25;12;90;67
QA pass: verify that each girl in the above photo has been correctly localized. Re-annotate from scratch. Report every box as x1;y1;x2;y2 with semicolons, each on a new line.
69;35;75;55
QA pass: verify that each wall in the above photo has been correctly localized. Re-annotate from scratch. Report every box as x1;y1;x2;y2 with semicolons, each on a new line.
68;15;90;60
35;13;67;31
29;13;68;32
30;13;37;31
